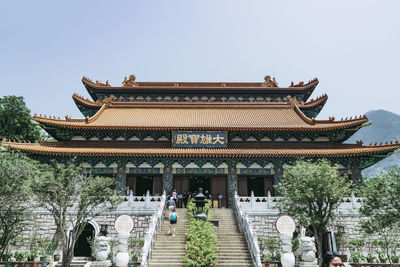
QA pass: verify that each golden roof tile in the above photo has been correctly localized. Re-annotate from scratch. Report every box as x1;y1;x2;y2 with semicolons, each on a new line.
34;101;368;131
2;140;399;157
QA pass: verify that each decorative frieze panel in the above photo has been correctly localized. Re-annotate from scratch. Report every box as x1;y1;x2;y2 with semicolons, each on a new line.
173;168;227;175
238;169;272;175
91;93;309;103
127;168;162;174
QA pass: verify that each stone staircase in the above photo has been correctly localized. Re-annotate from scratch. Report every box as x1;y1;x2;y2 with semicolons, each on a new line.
55;257;89;267
213;208;253;267
149;208;188;266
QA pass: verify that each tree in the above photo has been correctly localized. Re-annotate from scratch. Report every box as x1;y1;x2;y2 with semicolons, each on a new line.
0;95;40;142
32;162;120;267
0;150;38;259
360;167;400;264
275;159;352;267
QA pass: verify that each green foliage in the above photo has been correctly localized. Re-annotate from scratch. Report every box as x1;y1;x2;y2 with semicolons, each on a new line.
0;150;39;259
360;167;400;264
360;166;400;233
276;159;352;265
183;220;218;267
32;162;121;267
186;198;213;221
0;95;40;142
349;238;365;262
14;251;30;261
128;238;144;262
259;237;278;262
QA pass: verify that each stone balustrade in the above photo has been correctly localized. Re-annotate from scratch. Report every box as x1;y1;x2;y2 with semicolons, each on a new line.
233;191;263;267
237;191;362;216
140;191;166;267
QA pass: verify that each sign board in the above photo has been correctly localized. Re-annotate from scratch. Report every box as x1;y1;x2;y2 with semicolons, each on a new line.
172;131;227;148
275;215;296;234
114;214;135;233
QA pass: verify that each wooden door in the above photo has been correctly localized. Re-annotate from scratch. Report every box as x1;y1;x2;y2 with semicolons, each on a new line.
211;177;227;207
153;176;162;195
238;177;248;196
173;176;189;194
126;175;136;195
264;177;274;196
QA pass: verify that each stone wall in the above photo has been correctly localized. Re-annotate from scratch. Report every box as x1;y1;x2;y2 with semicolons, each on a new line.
14;211;152;251
247;213;399;258
249;214;363;242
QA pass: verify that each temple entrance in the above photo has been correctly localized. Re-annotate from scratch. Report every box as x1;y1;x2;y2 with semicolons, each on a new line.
173;176;211;195
127;175;162;196
74;223;95;257
189;176;210;194
238;176;275;196
173;175;228;207
210;176;227;207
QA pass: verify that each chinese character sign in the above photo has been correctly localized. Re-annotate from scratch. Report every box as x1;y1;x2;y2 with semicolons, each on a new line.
172;132;227;147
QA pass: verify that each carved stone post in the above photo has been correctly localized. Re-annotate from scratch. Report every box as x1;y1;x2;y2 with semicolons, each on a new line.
273;163;283;196
116;163;126;194
227;162;238;208
162;163;173;195
351;164;363;190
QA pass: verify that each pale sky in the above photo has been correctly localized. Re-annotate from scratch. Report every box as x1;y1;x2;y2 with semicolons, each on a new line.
1;0;399;120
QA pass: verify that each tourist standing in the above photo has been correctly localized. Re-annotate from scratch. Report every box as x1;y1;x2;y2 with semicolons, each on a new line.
168;206;179;236
171;188;178;205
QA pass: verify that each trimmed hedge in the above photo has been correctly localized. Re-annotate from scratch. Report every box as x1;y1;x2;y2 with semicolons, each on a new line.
184;199;218;267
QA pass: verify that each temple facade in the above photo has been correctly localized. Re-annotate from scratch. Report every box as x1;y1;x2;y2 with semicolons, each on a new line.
4;75;400;207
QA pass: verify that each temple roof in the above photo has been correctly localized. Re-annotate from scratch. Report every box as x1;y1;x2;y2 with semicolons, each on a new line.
72;93;329;118
82;76;319;91
82;76;319;102
35;99;366;131
3;140;399;161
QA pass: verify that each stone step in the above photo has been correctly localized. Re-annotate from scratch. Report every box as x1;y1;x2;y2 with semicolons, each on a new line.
148;259;184;264
215;264;252;267
152;251;186;255
149;264;184;267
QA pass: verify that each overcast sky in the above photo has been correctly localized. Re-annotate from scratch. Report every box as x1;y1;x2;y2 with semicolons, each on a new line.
1;0;399;120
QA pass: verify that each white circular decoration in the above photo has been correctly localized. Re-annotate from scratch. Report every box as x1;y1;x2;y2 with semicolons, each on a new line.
114;214;135;233
275;215;296;234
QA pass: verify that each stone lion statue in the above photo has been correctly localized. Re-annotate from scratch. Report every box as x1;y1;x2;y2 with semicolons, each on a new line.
94;236;111;261
298;236;317;262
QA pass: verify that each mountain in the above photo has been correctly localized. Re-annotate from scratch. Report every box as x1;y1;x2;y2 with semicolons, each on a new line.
345;109;400;178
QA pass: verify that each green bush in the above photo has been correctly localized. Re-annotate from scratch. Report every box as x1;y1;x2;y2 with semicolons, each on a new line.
184;199;218;266
183;220;218;267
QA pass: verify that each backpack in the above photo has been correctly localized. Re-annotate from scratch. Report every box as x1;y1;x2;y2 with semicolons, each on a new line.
170;212;177;222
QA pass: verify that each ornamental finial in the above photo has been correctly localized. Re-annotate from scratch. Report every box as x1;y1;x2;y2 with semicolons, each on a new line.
264;75;279;87
122;74;136;87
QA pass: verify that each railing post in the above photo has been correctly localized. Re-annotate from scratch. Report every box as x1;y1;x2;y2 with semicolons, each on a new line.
250;191;255;208
267;190;272;209
144;190;150;208
351;192;356;209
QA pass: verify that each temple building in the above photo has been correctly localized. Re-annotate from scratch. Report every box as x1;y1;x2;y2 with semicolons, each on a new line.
3;75;400;207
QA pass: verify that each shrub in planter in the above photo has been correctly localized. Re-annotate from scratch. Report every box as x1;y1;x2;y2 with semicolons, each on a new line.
128;239;144;263
183;220;218;267
366;253;376;263
261;253;273;266
1;253;12;262
391;255;399;263
378;252;387;263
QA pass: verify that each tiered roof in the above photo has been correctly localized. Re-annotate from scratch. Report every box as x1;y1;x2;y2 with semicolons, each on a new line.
82;76;319;102
36;99;364;131
3;75;399;170
72;93;329;119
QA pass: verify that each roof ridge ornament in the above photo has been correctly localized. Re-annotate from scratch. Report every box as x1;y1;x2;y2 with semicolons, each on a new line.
122;74;136;87
264;75;279;87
